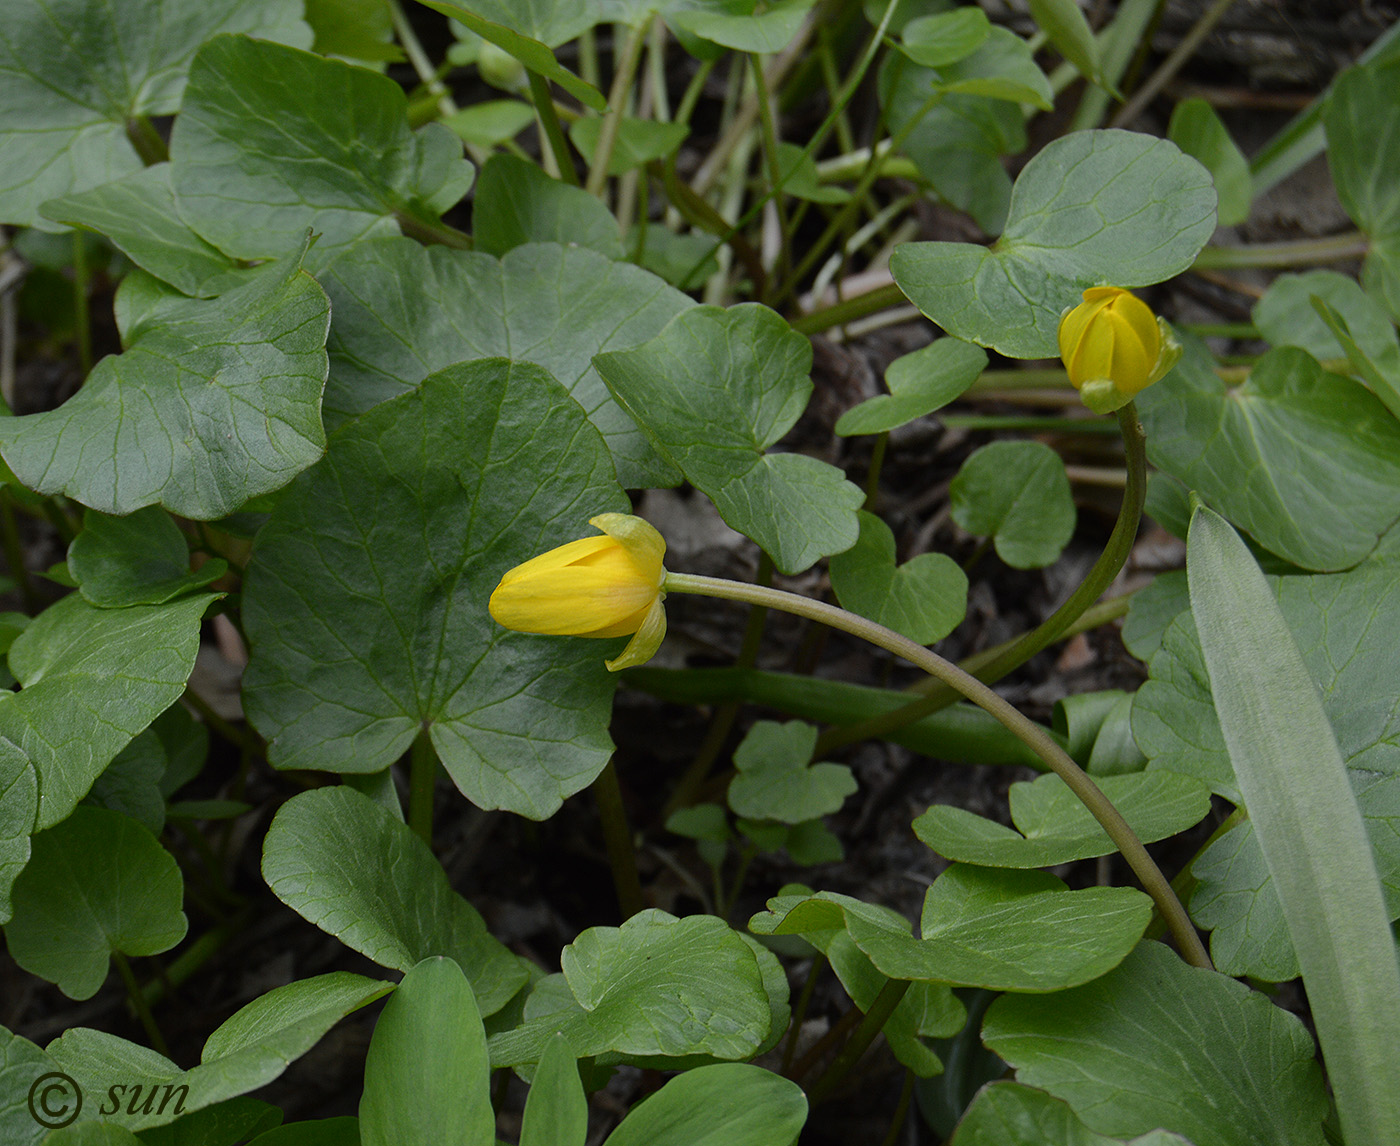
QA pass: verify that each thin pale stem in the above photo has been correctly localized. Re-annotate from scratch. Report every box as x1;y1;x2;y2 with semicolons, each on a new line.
750;51;792;290
665;561;1210;970
389;0;459;116
528;72;580;185
409;727;436;845
594;759;644;918
1109;0;1239;127
1193;231;1368;269
585;17;652;197
792;282;906;334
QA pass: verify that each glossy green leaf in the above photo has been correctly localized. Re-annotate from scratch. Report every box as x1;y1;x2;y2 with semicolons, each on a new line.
261;788;526;1015
169;36;473;268
727;721;856;824
829;511;967;643
0;244;329;519
242;361;627;819
1365;234;1400;322
1188;505;1400;1144
1027;0;1101;86
5;806;186;1000
949;441;1075;569
669;0;816;53
40;165;239;297
1134;536;1400;976
1168;97;1250;226
891;130;1216;357
0;591;209;850
69;507;225;608
983;941;1329;1145
569;117;689;176
927;26;1052;110
318;236;689;486
46;974;391;1132
879;54;1025;234
1120;568;1187;661
913;771;1209;868
416;1;606;110
519;1034;585;1146
1;1024;60;1146
835;338;988;436
473;154;623;259
899;8;990;68
86;730;167;834
360;959;492;1146
426;0;594;46
0;0;309;230
596;304;863;573
952;1082;1194;1146
306;0;400;61
488;911;772;1067
0;738;36;925
1136;340;1400;570
755;867;1152;992
605;1063;808;1146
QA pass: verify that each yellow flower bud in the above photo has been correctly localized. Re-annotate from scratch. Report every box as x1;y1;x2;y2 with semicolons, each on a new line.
1057;286;1181;414
488;513;667;671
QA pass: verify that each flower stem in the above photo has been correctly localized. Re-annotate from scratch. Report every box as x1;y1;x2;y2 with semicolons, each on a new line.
594;759;644;919
114;953;170;1057
528;71;580;185
807;977;911;1102
664;563;1211;970
585;17;652;197
408;727;436;846
1192;230;1368;269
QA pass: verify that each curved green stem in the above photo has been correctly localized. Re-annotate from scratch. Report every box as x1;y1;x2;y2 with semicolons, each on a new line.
527;72;580;185
664;560;1211;970
817;404;1146;754
807;977;911;1102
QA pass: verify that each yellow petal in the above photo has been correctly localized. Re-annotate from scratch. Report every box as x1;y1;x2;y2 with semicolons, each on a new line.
590;513;666;581
495;536;617;589
606;596;667;671
488;559;658;635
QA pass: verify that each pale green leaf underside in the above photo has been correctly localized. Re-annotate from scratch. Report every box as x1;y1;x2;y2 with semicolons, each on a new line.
0;246;330;520
242;360;627;820
914;770;1210;868
319;236;690;488
891;129;1216;357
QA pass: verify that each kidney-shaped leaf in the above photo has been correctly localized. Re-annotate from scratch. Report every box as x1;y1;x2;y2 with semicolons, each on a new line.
170;36;473;268
318;237;691;487
0;245;329;520
891;130;1216;358
596;304;863;573
488;911;773;1067
949;441;1075;569
914;771;1210;869
0;0;309;229
1136;341;1400;571
5;806;187;1000
727;721;856;824
262;787;526;1016
242;360;628;819
983;941;1328;1146
835;338;988;436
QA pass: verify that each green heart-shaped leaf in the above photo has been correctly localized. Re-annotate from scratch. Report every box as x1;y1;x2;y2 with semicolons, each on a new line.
949;440;1075;569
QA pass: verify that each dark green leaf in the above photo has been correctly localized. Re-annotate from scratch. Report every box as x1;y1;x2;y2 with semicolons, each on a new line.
262;788;527;1015
170;36;474;267
950;1082;1191;1146
0;245;329;519
727;721;856;824
69;507;225;607
891;131;1215;357
604;1063;807;1146
835;338;988;436
1168;98;1251;226
473;154;623;259
900;8;990;68
949;441;1074;569
983;941;1329;1145
319;236;689;487
5;806;186;1000
569;117;689;175
596;304;863;573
